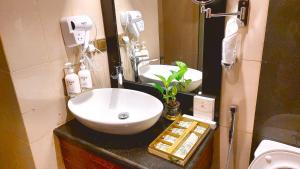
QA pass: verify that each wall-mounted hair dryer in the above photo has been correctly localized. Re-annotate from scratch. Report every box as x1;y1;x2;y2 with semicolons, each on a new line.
60;15;93;48
120;11;144;38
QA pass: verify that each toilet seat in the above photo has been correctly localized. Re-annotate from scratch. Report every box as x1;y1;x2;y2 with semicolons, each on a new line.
248;150;300;169
249;140;300;169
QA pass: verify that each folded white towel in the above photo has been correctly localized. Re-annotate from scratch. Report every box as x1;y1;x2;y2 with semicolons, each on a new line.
222;18;244;68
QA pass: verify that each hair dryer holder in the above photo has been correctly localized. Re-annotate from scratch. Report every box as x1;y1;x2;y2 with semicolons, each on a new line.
199;0;249;26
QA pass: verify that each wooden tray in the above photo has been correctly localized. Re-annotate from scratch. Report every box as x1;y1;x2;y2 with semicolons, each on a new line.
148;116;210;166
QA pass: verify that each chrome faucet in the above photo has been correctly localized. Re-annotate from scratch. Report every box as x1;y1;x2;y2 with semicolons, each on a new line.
130;57;159;82
111;66;123;88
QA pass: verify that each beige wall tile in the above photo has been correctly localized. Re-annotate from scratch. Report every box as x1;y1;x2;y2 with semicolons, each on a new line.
11;58;68;143
36;0;73;62
22;98;67;143
242;0;270;61
30;132;60;169
0;0;48;72
211;126;253;169
220;60;261;133
11;59;67;114
217;1;270;168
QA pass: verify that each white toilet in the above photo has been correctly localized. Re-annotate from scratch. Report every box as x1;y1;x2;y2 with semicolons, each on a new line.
249;140;300;169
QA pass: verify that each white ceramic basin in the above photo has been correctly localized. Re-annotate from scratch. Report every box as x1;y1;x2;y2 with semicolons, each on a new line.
68;88;163;135
139;65;202;92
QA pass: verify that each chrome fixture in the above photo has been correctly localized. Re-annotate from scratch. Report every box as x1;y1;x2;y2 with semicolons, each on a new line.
192;0;249;25
131;58;159;82
226;105;238;169
192;0;214;6
118;112;129;120
111;66;124;88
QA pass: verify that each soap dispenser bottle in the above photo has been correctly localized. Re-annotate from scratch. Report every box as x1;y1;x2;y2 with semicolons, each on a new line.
64;63;81;97
140;41;149;57
78;60;93;91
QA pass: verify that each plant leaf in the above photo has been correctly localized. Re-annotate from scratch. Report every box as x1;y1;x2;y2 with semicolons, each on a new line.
167;86;173;92
173;61;188;81
176;61;187;70
163;95;170;104
171;86;177;96
170;70;176;74
167;73;176;85
154;74;167;86
177;82;184;92
151;83;164;94
175;69;186;81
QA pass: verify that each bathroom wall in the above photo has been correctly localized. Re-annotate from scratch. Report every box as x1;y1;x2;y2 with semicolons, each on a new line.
211;0;270;169
251;0;300;156
0;0;110;169
0;38;35;169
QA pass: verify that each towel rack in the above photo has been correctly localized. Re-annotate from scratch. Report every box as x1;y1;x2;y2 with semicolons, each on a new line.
192;0;249;26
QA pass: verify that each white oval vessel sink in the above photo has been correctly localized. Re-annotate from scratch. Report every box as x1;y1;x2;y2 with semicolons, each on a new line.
68;88;163;135
139;65;202;92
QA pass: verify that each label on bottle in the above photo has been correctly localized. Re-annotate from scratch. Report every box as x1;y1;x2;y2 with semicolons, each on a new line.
79;71;92;89
65;76;81;95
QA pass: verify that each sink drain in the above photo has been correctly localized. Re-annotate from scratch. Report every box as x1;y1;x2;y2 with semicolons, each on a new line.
118;112;129;120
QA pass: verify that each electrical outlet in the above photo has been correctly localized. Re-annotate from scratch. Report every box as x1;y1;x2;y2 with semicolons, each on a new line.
193;95;215;120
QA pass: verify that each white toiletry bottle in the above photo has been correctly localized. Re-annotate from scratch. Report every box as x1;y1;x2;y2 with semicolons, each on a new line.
78;60;93;91
140;41;149;57
64;63;81;97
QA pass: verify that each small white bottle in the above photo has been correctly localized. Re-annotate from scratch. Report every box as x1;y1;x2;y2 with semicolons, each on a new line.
78;60;93;91
140;41;149;57
64;63;81;97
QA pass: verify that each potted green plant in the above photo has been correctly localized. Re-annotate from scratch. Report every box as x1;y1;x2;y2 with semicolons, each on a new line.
152;61;192;120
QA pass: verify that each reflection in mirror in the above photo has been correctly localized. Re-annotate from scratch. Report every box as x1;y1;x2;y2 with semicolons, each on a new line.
192;0;215;5
115;0;203;93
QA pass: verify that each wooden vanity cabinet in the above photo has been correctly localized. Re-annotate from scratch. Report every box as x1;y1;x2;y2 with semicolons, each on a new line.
59;139;123;169
58;137;213;169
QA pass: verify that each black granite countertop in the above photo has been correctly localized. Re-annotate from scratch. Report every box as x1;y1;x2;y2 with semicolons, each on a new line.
54;118;214;169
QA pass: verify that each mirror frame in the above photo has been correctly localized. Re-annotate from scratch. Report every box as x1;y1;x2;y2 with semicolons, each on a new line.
100;0;226;122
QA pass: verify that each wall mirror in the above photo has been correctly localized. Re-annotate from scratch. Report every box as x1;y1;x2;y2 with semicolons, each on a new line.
115;0;203;94
100;0;226;120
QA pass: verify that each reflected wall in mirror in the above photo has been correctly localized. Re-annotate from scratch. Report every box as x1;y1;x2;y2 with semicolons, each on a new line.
114;0;203;93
